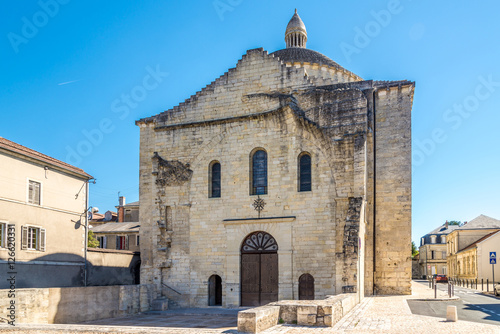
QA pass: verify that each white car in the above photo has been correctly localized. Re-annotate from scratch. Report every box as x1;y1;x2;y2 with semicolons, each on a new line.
495;284;500;296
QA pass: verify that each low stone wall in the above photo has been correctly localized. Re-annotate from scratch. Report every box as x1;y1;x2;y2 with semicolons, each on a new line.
0;284;155;325
238;293;359;333
238;305;280;334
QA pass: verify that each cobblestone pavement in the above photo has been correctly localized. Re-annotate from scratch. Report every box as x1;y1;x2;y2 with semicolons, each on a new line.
261;281;500;334
1;282;499;333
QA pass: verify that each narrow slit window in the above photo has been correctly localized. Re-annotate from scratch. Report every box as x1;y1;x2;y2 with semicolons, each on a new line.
299;153;311;192
251;150;267;195
210;162;221;198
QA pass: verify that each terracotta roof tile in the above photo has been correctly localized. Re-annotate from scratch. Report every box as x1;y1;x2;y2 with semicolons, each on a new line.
0;137;92;179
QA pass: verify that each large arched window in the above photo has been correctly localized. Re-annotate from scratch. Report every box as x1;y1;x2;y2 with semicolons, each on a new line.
251;149;267;195
298;153;311;192
209;161;221;198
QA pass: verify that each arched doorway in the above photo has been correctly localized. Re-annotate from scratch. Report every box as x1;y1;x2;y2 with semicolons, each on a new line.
208;275;222;306
240;231;278;306
299;273;314;300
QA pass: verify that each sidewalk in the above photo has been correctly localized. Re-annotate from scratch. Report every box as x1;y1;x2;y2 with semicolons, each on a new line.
0;282;498;333
261;281;500;334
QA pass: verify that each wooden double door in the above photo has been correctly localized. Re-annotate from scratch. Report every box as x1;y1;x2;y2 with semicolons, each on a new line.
240;232;279;306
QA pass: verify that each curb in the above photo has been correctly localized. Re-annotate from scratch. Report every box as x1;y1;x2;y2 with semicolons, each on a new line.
409;296;460;301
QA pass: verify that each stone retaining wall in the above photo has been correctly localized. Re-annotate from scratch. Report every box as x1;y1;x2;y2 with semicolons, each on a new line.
0;284;155;325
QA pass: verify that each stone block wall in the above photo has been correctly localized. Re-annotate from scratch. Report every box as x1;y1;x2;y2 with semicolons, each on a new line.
0;284;154;324
373;85;413;295
137;46;414;306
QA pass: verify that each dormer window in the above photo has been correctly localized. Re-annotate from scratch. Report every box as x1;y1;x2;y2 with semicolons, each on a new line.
430;235;436;244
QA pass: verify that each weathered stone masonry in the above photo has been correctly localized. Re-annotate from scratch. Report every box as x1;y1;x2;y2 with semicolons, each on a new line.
136;11;413;308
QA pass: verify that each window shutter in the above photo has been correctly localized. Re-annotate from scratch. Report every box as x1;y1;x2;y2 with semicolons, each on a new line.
6;224;15;247
116;236;120;250
103;236;107;249
40;228;46;252
34;182;40;205
21;226;28;250
126;235;129;250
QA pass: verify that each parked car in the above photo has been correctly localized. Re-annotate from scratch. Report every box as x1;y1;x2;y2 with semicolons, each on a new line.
434;275;448;283
494;283;500;296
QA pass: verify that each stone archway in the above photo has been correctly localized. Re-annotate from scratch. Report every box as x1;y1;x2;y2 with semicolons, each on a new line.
240;231;279;306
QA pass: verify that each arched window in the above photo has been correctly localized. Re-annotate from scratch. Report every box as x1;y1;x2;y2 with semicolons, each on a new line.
251;149;267;195
209;161;221;198
298;153;311;192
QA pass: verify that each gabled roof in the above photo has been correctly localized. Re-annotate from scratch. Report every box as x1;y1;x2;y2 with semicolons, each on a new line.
426;223;461;235
459;214;500;230
0;137;92;179
459;230;500;253
91;222;140;233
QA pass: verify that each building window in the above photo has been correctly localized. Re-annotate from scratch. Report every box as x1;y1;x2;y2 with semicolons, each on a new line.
116;235;129;250
136;235;140;246
431;250;435;260
298;153;312;192
0;222;6;248
421;237;424;246
28;180;41;205
97;236;107;248
441;236;446;243
209;161;221;198
430;235;436;244
21;226;46;251
250;149;267;195
442;251;446;259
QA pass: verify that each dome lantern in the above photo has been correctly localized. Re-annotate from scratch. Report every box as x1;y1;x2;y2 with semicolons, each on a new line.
285;9;307;48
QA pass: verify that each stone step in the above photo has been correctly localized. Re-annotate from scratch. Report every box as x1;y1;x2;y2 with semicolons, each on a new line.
152;297;169;311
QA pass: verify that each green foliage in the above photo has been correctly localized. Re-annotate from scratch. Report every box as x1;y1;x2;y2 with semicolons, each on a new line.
87;230;100;248
278;318;284;324
447;220;461;226
411;241;419;257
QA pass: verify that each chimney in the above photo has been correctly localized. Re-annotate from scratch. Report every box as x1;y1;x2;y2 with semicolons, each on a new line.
445;220;448;229
118;196;126;222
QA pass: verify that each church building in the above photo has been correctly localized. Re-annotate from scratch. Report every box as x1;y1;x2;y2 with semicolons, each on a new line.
136;10;414;308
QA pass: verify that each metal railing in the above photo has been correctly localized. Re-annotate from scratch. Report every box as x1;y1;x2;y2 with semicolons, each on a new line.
161;282;182;295
448;277;498;293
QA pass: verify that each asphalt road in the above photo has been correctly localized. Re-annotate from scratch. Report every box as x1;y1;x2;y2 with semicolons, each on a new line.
408;280;500;326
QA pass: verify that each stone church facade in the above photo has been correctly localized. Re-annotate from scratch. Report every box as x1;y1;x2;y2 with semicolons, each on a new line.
136;11;413;308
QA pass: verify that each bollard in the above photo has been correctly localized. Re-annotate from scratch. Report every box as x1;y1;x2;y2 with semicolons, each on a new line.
446;305;458;322
434;282;437;299
448;282;451;298
487;279;489;292
482;278;483;291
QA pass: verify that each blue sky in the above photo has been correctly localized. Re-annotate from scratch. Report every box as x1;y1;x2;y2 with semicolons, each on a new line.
1;1;499;244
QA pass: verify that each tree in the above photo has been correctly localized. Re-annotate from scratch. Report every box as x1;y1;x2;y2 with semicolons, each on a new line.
87;230;100;248
447;220;461;226
411;241;419;257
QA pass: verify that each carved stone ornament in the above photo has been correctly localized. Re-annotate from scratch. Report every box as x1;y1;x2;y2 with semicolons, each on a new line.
152;152;193;187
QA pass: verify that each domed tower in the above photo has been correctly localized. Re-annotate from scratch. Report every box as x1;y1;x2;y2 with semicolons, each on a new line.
285;9;307;48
